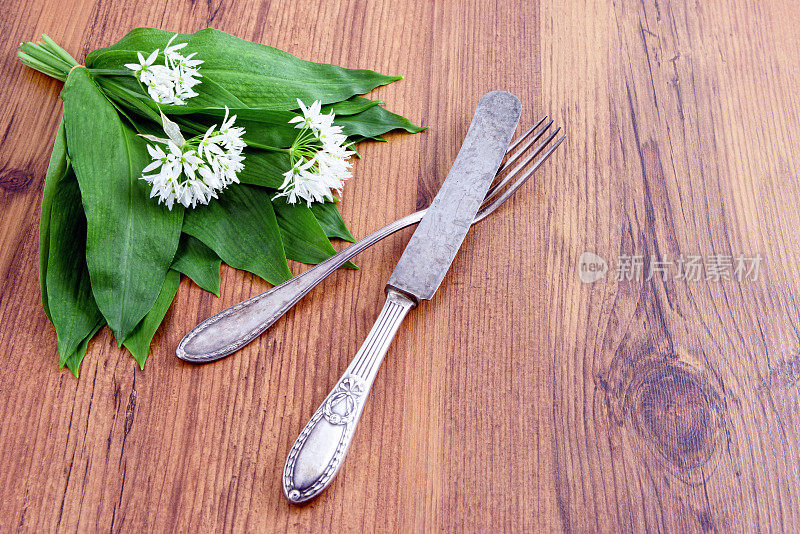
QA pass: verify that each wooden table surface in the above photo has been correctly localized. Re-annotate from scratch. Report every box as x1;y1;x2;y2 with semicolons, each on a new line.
2;0;800;531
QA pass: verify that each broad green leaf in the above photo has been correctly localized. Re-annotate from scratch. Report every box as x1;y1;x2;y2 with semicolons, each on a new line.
171;234;221;296
95;71;244;114
172;96;421;150
311;201;356;242
98;85;420;169
178;109;297;149
351;135;387;145
62;67;184;343
183;184;293;286
273;197;356;269
40;119;69;321
86;28;401;110
237;149;290;189
95;76;161;123
324;96;383;116
46;164;105;366
335;102;426;139
177;96;386;149
123;269;180;368
64;322;104;378
105;94;190;141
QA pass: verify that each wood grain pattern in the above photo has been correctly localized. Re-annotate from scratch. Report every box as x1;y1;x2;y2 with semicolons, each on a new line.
1;0;799;531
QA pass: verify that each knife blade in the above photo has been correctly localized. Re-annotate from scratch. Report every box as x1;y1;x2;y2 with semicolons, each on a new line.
283;91;521;503
386;91;522;301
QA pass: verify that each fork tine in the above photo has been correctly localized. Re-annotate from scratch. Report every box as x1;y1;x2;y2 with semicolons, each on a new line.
496;119;554;176
474;133;566;223
486;126;562;202
505;115;547;154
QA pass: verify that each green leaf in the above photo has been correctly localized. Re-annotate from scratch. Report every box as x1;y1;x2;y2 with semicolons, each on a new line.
183;184;293;286
311;201;356;242
351;135;387;145
95;76;161;123
40;119;104;376
63;322;105;378
335;101;427;139
86;28;401;110
173;96;420;149
273;197;356;268
62;67;184;343
46;162;105;366
323;96;383;116
179;96;385;148
180;96;420;145
40;119;69;321
123;269;180;369
237;149;290;189
178;109;297;149
171;234;221;296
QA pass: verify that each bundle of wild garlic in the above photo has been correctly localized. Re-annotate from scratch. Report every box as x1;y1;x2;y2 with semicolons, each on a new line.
18;28;423;376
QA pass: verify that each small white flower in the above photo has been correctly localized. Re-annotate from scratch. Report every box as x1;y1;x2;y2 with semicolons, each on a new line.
277;100;354;206
277;158;316;205
124;49;159;78
125;34;203;106
140;107;247;210
179;53;203;69
287;99;322;130
216;108;247;150
163;34;188;65
287;98;336;134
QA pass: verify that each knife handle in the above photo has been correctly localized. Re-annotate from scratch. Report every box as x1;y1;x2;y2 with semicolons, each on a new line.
283;289;416;503
176;212;424;364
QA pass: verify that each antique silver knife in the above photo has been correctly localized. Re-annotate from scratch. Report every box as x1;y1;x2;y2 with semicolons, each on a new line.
283;90;522;503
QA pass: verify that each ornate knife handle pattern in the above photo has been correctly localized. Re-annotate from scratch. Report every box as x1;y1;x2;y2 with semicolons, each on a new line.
283;289;415;503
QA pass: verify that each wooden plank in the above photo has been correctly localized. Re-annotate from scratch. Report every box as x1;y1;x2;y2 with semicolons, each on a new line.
1;0;799;531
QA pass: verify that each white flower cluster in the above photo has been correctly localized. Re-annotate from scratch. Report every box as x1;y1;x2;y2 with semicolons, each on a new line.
125;35;202;105
140;109;246;210
276;99;355;206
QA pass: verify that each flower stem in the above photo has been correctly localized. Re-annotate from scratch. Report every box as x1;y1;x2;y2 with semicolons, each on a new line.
245;142;290;153
17;35;79;81
16;52;65;80
87;69;135;76
40;35;79;67
289;126;322;160
19;43;66;69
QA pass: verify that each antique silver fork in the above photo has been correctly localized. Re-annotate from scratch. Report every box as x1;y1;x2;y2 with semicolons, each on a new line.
176;117;566;363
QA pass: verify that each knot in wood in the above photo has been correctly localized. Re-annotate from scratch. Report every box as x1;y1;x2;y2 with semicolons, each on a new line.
0;168;34;192
632;363;717;470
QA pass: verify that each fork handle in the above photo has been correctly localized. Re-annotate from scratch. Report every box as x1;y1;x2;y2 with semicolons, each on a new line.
176;211;425;363
283;289;415;503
